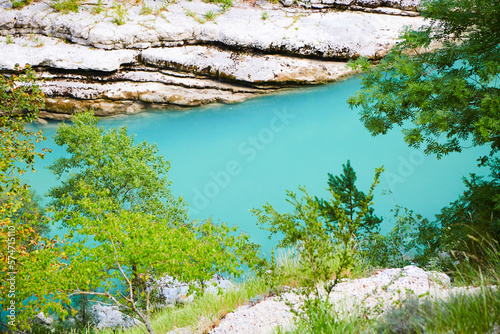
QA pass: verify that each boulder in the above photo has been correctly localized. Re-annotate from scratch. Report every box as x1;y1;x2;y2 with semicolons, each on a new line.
33;312;54;329
91;304;143;330
152;274;237;307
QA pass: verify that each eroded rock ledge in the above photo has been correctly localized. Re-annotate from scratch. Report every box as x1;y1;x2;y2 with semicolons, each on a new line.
0;0;425;119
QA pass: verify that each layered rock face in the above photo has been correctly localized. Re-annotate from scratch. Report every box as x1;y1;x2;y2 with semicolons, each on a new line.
0;0;424;119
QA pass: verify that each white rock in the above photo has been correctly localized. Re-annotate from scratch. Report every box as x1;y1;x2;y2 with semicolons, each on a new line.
152;274;237;307
141;45;353;84
0;35;138;71
33;312;54;327
91;304;143;329
0;0;426;58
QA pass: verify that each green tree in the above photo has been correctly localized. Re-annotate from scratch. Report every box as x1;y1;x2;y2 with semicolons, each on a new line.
0;189;50;244
429;159;500;266
0;66;70;331
53;182;257;334
348;0;500;160
361;206;430;268
253;187;346;298
47;112;261;334
253;165;382;332
48;110;187;224
253;165;383;292
317;160;383;238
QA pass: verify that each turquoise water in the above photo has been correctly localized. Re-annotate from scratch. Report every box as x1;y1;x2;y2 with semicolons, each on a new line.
26;77;488;256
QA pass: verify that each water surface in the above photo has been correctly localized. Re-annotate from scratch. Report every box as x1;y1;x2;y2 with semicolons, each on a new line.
27;77;487;256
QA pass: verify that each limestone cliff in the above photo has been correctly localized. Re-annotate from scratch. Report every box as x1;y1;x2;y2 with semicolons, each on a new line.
0;0;425;119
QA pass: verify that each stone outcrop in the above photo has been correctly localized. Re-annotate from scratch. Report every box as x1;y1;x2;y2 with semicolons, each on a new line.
91;304;144;330
287;0;421;13
0;0;426;119
206;266;476;334
153;274;237;306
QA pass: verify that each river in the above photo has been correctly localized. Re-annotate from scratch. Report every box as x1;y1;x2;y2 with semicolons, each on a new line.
25;77;488;256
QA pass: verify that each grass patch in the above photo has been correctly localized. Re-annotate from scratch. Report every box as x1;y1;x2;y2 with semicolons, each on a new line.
90;0;104;15
204;9;216;21
452;238;500;287
93;276;270;334
185;9;205;24
112;3;128;25
379;287;500;334
52;0;81;13
10;0;32;9
139;4;153;15
280;287;500;334
204;0;232;10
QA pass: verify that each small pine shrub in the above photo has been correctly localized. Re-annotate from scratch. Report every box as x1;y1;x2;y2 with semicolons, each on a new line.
261;11;269;20
5;35;14;44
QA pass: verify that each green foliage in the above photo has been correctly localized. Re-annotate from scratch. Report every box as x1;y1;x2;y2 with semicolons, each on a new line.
435;159;500;259
319;163;384;251
0;67;70;332
204;10;215;21
254;186;356;332
91;0;104;15
52;0;81;13
261;11;268;20
0;189;50;244
254;164;383;294
204;0;232;10
47;110;186;225
348;0;500;160
361;206;428;268
112;3;128;25
52;184;258;333
253;187;352;298
139;4;153;15
10;0;32;9
47;113;261;334
317;160;383;241
399;159;500;273
377;288;500;334
5;35;13;44
253;163;385;332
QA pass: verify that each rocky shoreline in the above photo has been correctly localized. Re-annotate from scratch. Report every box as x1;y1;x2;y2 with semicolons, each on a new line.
0;0;426;119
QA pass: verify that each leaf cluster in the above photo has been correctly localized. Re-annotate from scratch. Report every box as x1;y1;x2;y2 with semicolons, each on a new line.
348;0;500;160
48;110;187;225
